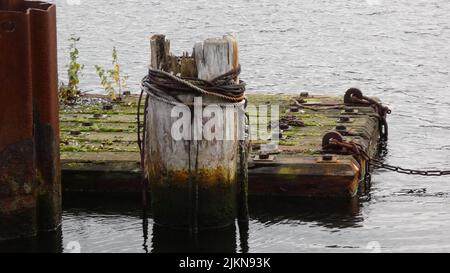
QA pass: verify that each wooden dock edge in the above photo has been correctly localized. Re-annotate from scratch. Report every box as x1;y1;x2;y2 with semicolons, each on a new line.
60;93;382;199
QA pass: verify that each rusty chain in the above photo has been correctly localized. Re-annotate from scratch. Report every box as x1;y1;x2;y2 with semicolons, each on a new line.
327;139;450;177
369;159;450;177
344;88;391;141
340;88;450;176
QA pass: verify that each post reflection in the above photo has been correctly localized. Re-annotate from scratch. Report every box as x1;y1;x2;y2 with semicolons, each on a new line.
150;223;239;253
0;227;63;253
143;197;362;253
237;220;249;253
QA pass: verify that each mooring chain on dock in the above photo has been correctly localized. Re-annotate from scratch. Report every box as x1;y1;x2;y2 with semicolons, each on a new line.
344;88;391;141
325;138;450;177
369;160;450;177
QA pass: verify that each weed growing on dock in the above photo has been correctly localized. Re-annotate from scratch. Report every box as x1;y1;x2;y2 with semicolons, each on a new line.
95;47;130;102
59;35;84;104
95;65;115;100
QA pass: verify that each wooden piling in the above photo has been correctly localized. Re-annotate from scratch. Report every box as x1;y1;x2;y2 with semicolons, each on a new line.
145;34;245;230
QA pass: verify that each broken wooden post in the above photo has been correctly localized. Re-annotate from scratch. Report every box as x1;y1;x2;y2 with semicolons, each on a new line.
144;34;246;231
0;0;61;240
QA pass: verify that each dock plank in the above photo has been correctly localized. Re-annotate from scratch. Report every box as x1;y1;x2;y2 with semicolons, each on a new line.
60;93;381;198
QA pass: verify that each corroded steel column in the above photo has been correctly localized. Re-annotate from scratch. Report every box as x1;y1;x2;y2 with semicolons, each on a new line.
0;0;60;240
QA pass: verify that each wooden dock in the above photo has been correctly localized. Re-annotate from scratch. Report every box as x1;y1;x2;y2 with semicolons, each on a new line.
61;92;381;198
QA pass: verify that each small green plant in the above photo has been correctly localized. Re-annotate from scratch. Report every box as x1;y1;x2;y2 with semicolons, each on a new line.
59;35;84;104
95;65;115;100
95;47;130;101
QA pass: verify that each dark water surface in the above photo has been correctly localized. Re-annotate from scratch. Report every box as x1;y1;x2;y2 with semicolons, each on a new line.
3;0;450;252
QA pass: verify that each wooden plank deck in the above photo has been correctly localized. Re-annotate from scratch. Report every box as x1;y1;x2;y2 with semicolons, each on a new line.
60;93;381;198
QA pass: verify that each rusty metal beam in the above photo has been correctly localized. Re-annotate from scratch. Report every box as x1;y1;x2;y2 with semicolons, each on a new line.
0;0;60;240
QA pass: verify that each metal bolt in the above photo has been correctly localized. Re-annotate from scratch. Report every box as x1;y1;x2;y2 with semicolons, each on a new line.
322;154;333;161
252;144;261;151
82;121;93;127
280;123;290;130
336;125;347;131
70;130;81;136
259;152;270;160
290;106;300;113
103;104;113;111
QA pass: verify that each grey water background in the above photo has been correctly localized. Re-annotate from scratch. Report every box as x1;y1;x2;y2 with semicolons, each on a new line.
8;0;450;253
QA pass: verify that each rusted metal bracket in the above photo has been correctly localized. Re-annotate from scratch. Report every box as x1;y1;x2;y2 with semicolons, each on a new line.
344;88;391;140
322;131;345;153
0;0;60;240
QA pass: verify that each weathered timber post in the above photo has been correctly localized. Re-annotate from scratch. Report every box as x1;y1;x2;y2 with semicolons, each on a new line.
144;34;247;231
0;0;61;240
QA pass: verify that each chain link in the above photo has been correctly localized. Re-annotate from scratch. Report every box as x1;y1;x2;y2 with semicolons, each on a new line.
370;159;450;177
345;88;391;141
335;88;450;177
328;139;450;177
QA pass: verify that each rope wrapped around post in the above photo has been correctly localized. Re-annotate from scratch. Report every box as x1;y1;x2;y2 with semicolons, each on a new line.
138;34;249;231
138;66;247;157
145;66;246;103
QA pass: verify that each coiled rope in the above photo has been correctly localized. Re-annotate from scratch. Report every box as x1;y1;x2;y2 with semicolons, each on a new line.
138;65;246;152
146;65;246;103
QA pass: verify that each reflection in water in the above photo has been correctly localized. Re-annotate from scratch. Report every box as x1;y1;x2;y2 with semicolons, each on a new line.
142;210;150;253
143;207;250;253
238;221;250;253
0;228;63;253
249;196;363;229
2;0;450;253
0;192;365;253
0;194;363;253
151;223;238;253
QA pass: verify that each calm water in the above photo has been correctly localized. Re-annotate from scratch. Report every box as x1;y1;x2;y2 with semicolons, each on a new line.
4;0;450;252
